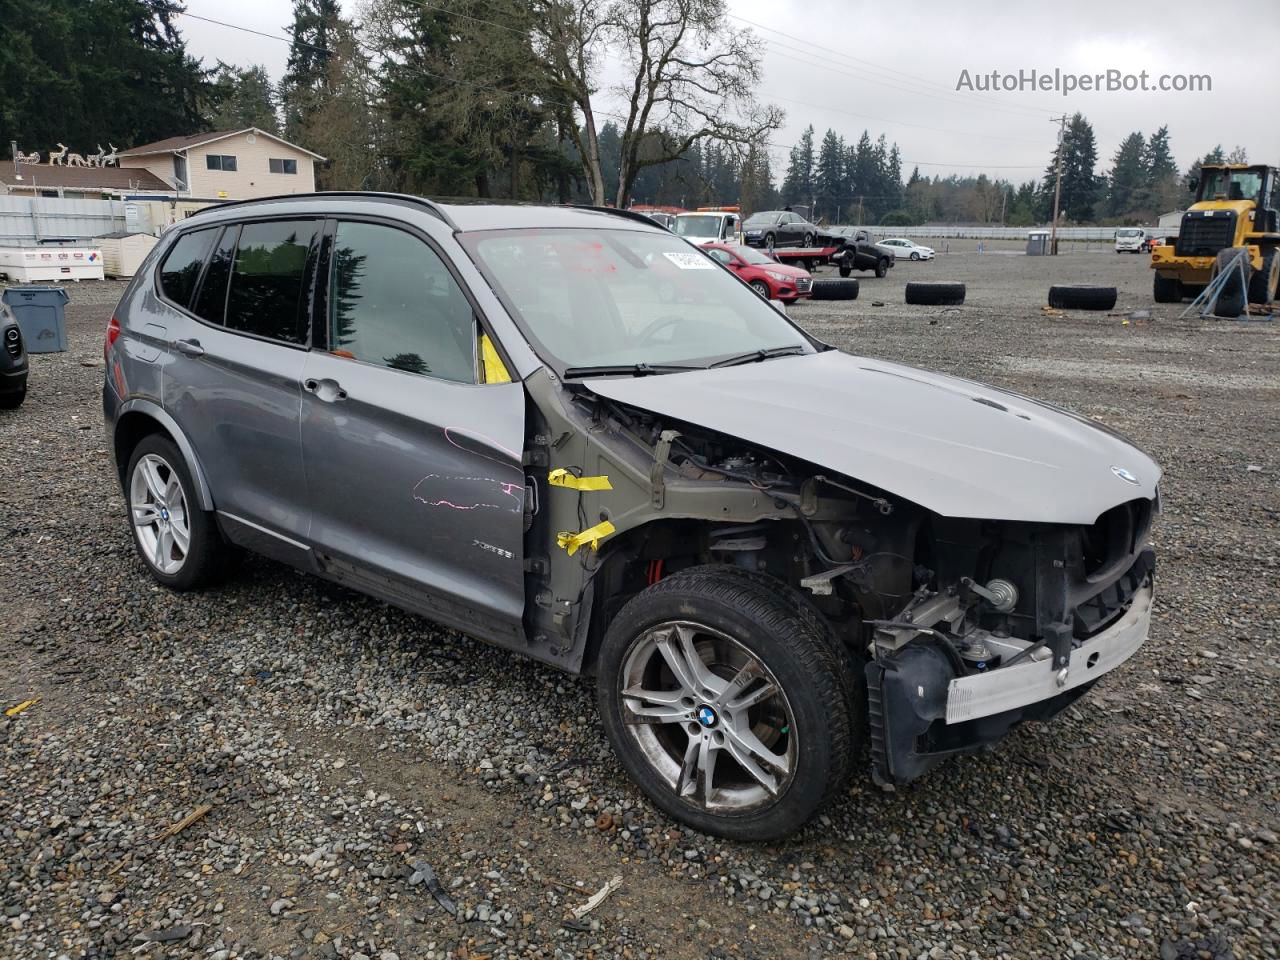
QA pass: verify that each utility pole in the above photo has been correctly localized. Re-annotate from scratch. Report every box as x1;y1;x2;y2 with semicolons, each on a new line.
1049;115;1067;255
1000;186;1008;225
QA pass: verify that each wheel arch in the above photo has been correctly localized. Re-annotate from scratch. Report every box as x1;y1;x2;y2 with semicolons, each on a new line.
113;400;215;511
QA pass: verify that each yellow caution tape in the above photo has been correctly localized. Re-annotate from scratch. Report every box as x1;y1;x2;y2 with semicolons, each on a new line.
480;333;512;384
548;468;612;492
5;698;39;717
556;520;616;556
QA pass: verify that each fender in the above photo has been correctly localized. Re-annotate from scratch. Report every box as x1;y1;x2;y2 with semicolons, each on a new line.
114;398;216;511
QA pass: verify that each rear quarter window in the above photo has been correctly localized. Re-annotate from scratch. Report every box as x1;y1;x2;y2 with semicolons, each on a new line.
158;228;217;308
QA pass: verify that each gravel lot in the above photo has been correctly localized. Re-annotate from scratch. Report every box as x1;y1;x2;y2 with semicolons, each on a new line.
2;251;1277;960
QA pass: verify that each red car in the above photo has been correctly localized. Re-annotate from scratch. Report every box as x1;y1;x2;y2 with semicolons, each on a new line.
702;243;814;302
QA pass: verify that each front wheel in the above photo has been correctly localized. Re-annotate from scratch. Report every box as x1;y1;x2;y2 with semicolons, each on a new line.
763;232;775;252
802;232;814;247
838;264;852;278
749;279;771;299
875;258;889;278
597;569;854;840
910;251;921;261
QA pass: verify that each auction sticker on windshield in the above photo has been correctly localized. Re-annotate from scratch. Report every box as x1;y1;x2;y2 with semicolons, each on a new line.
662;251;715;269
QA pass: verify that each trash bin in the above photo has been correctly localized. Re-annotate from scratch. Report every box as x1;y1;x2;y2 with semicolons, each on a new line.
1;286;69;353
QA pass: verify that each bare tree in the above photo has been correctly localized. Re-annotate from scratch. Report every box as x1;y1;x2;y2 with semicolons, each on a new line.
536;0;781;206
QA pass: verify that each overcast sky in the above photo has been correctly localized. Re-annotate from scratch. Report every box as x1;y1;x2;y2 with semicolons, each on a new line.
178;0;1280;182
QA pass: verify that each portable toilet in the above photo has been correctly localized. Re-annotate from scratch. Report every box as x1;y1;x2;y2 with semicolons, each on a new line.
1026;230;1051;256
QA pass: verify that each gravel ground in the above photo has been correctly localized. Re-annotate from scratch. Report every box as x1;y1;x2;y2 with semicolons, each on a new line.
2;253;1277;960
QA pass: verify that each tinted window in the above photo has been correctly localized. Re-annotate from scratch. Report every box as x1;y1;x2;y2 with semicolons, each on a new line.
206;155;237;171
225;220;318;344
329;222;475;383
192;226;238;324
158;228;216;308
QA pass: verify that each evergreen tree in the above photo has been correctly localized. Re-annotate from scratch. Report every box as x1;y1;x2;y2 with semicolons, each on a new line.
1039;113;1102;223
1107;131;1147;219
205;64;278;133
814;129;844;222
847;131;878;224
281;0;340;141
0;0;207;152
781;126;815;208
1139;125;1181;215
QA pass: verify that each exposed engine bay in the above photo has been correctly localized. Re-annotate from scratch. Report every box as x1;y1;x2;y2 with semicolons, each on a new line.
523;384;1157;786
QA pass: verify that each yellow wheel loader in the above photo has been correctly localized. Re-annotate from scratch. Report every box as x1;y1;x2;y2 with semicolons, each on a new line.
1150;164;1280;315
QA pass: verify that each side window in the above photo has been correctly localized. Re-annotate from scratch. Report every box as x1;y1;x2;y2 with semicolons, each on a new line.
192;225;239;325
225;220;318;345
329;221;475;383
158;228;217;308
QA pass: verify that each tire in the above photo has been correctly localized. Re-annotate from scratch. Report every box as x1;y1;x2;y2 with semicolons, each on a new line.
1047;285;1118;311
749;279;770;299
1179;282;1205;300
1152;273;1180;303
596;569;854;840
838;264;852;278
763;232;775;252
1247;247;1279;304
809;277;859;301
125;434;233;591
1211;248;1249;318
909;251;920;261
0;387;26;409
802;232;814;248
875;258;889;278
905;281;965;306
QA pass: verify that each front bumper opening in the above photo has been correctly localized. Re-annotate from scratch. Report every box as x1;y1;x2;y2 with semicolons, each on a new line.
867;576;1154;786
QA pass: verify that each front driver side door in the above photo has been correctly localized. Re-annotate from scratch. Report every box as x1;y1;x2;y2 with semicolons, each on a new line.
300;218;527;646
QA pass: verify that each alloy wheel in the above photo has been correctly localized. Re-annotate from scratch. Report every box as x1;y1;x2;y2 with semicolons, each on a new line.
618;620;798;812
129;453;190;575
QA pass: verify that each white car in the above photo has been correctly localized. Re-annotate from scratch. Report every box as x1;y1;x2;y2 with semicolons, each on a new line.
880;238;935;261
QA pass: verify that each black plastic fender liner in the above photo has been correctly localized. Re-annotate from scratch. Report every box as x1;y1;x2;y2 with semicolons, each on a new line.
866;642;956;786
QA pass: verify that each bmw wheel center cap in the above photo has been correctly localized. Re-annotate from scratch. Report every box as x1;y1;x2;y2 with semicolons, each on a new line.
696;705;719;728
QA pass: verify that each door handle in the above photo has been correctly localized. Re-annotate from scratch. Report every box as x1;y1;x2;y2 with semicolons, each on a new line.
303;377;347;402
173;338;204;357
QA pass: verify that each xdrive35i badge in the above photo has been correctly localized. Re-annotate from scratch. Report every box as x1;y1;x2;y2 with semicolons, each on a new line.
1111;466;1140;485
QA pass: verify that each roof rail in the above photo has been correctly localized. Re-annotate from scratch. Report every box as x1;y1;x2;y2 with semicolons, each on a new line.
568;204;664;227
184;191;458;230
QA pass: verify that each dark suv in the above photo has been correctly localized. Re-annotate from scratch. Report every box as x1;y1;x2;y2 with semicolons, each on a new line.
104;194;1159;840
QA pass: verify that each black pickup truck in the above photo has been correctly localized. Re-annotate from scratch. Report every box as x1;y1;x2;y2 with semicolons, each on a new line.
829;228;895;278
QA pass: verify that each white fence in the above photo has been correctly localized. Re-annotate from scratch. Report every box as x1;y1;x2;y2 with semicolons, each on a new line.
0;196;164;245
838;224;1142;241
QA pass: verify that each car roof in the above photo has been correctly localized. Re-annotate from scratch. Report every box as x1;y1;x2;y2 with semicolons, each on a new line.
183;192;662;234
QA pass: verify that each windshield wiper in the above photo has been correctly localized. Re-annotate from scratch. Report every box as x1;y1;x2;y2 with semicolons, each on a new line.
709;345;807;368
562;362;702;379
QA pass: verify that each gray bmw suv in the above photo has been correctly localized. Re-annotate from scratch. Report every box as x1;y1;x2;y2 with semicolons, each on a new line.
105;194;1159;840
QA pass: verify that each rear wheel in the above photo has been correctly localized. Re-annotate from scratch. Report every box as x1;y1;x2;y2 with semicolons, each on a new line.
1153;273;1180;303
763;232;775;253
597;569;853;840
126;435;233;590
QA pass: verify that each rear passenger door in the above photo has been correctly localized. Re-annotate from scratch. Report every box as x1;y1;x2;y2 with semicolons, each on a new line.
299;218;527;645
163;218;320;561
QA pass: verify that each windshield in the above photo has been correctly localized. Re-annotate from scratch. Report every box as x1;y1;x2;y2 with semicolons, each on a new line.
1198;168;1263;202
1116;229;1141;237
462;228;811;371
674;215;724;237
744;212;781;226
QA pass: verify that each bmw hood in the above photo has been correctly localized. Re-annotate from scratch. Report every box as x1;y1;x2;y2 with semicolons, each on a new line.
586;350;1160;525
